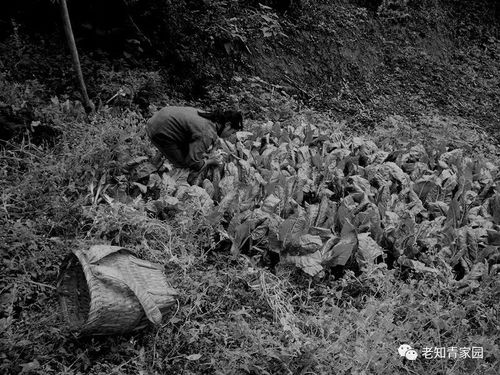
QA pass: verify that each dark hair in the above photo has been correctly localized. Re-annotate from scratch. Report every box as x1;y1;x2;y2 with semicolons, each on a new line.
198;109;243;131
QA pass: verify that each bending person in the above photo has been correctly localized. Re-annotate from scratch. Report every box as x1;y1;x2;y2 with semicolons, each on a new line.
146;106;243;171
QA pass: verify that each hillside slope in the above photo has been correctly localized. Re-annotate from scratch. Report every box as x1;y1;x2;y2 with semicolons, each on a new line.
1;0;499;137
223;1;500;136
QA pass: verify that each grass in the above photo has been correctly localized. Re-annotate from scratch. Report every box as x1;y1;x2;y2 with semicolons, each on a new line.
1;71;500;375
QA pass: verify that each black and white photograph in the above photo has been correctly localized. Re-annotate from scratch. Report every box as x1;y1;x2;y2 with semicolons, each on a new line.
1;0;499;374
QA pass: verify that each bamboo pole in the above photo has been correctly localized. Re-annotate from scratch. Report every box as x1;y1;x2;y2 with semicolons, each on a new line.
59;0;94;114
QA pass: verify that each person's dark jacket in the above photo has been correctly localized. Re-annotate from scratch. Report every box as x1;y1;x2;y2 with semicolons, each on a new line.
146;106;218;170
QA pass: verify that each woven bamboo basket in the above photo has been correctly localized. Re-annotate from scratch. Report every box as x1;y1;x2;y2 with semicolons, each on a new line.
57;245;178;336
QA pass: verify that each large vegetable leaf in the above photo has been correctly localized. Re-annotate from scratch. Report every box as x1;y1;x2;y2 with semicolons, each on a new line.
322;220;357;267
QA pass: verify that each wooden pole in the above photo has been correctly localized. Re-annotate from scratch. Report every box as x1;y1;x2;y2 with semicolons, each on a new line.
59;0;94;114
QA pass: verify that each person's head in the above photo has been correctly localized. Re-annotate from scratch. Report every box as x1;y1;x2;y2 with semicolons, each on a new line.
198;109;243;138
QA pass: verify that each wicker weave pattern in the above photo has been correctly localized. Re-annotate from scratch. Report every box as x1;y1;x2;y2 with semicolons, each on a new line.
57;245;178;336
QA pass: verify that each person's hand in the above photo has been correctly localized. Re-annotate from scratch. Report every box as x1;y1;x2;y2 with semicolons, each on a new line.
202;150;227;169
205;158;219;167
202;157;221;170
214;149;227;163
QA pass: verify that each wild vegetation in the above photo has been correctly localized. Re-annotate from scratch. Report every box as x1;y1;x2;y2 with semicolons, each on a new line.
1;1;499;374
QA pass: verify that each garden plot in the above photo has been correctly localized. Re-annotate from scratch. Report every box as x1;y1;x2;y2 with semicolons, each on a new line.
125;118;499;284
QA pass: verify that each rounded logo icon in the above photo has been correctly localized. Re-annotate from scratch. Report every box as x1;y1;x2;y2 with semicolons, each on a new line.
405;349;418;361
398;344;412;357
